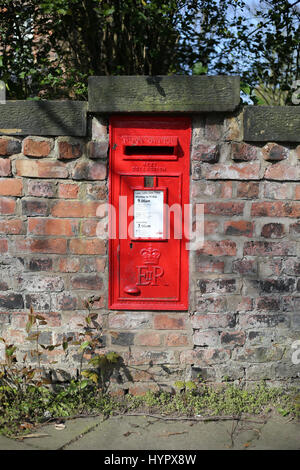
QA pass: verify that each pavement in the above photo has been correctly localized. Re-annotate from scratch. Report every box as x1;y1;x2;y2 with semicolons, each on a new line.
0;412;299;452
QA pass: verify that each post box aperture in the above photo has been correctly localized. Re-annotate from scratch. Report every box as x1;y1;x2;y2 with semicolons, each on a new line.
109;116;191;310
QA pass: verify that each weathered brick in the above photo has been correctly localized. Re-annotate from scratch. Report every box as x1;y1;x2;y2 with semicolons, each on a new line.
154;315;185;330
26;294;49;310
232;258;257;275
58;183;79;199
243;241;295;256
259;278;295;294
69;239;106;255
165;333;188;347
0;197;15;215
239;314;288;329
237;182;259;199
23;137;53;157
27;257;53;272
262;143;288;161
15;238;67;254
22;198;48;216
108;313;151;329
224;220;253;237
263;182;291;200
197;240;236;256
0;179;23;196
0;239;8;253
191;143;219;162
28;218;78;236
86;182;107;200
111;332;135;346
0;293;24;309
0;158;11;176
191;314;235;329
87;140;108;159
135;332;161;346
0;137;21;156
18;275;64;292
203;162;260;180
261;223;285;238
195;296;227;313
193;330;219;347
27;180;56;198
59;258;80;273
16;160;68;179
0;219;23;234
204;202;244;216
289;222;300;237
57;138;83;160
265;162;299;181
220;330;245;347
72;160;107;181
51;200;99;218
195;257;224;273
197;278;237;294
52;292;78;311
254;297;281;311
71;274;103;290
231;142;258;161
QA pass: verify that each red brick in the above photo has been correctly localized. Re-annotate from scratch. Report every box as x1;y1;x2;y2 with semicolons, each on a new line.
23;137;52;157
251;201;300;218
28;218;78;236
0;179;23;196
72;160;107;181
237;182;259;199
0;137;21;156
195;258;224;273
135;332;161;346
58;183;79;199
264;162;299;180
59;258;80;273
0;197;15;215
197;240;236;256
128;383;159;396
51;200;99;217
0;239;8;253
204;202;244;216
15;238;67;254
0;158;11;176
69;238;106;255
191;143;219;162
154;315;185;330
16;159;68;178
220;181;233;198
0;219;23;234
58;140;82;160
224;220;253;237
165;333;188;347
203;162;260;180
295;185;300;200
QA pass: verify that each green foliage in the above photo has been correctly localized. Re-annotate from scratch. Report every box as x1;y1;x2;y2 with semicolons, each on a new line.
0;1;298;102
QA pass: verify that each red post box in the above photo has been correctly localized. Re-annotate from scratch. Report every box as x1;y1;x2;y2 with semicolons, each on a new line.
109;116;191;310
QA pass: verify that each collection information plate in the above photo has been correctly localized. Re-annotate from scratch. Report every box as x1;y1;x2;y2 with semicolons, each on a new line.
134;190;164;238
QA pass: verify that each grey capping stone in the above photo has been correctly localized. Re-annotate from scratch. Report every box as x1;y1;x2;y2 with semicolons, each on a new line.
244;106;300;142
88;75;240;113
0;101;87;136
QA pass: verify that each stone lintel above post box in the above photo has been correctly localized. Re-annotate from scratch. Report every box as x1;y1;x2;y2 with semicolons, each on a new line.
88;75;240;114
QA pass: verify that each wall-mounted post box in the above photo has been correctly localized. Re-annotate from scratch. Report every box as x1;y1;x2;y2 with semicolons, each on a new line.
109;116;191;310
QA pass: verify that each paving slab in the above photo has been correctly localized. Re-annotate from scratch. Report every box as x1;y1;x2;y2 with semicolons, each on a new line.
0;414;299;451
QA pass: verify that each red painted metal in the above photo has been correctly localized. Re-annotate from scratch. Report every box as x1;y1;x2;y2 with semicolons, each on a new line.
109;115;191;310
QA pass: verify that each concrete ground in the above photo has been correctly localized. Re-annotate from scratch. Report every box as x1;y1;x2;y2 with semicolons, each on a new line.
0;413;299;451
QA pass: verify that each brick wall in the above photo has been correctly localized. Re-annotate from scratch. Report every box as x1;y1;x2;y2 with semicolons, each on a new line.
0;76;299;392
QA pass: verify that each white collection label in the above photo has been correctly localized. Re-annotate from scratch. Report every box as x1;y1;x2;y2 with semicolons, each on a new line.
134;190;164;238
